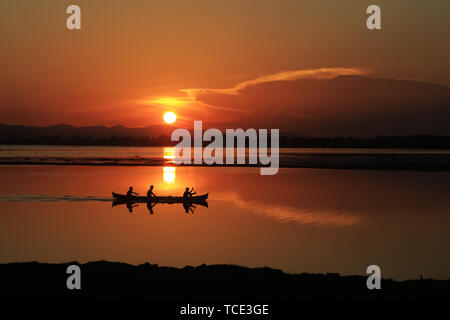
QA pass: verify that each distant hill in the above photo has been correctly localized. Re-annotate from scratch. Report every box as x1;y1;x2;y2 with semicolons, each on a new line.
0;123;175;140
197;75;450;136
1;123;450;148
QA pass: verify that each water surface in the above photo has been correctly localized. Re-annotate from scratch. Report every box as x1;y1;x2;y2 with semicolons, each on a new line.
0;165;449;280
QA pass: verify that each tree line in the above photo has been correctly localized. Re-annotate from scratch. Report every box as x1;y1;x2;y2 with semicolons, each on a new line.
1;134;450;149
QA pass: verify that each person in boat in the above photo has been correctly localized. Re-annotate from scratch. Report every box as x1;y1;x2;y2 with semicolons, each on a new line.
126;186;138;198
147;185;157;198
183;187;196;198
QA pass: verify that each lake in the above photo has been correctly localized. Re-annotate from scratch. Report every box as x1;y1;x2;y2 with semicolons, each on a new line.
2;145;450;171
1;161;450;280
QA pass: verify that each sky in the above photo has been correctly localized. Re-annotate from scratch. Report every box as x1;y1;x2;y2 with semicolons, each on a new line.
1;0;450;133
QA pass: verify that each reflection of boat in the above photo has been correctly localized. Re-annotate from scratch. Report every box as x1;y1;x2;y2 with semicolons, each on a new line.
112;192;209;206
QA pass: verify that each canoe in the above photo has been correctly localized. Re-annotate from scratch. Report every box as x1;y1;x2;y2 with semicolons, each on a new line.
112;192;208;204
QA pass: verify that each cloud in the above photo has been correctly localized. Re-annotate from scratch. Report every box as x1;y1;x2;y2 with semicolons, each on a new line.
135;95;249;115
180;68;450;136
132;67;450;136
181;67;368;97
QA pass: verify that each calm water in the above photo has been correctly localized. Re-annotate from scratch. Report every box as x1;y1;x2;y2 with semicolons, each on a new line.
0;164;450;280
2;145;450;158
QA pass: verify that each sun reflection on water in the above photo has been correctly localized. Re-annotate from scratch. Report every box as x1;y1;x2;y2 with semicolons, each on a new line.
163;167;176;183
163;147;175;160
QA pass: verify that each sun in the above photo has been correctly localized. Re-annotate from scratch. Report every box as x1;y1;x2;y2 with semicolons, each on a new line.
163;111;177;124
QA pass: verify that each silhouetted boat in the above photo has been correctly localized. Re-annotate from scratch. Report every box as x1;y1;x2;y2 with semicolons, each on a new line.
112;192;209;205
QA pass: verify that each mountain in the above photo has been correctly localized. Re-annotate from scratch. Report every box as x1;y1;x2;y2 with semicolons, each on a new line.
196;75;450;136
0;123;175;140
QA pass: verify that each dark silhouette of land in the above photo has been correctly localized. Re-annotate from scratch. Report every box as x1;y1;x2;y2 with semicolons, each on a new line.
2;123;450;170
0;123;174;142
0;261;449;300
2;123;450;149
1;152;450;171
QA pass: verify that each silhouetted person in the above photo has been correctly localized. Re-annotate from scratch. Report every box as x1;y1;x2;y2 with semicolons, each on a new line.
183;187;196;198
126;186;138;198
147;185;157;198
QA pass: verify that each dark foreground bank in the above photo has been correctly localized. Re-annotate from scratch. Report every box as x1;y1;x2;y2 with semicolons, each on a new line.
0;261;449;301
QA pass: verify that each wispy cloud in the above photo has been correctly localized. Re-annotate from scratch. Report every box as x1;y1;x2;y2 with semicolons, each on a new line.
134;95;248;113
181;67;369;97
133;67;369;116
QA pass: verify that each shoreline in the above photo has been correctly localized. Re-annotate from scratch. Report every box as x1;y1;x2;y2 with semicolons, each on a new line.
1;261;449;300
1;153;450;171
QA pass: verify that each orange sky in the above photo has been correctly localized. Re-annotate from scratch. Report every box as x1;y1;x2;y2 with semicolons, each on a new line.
1;0;450;127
